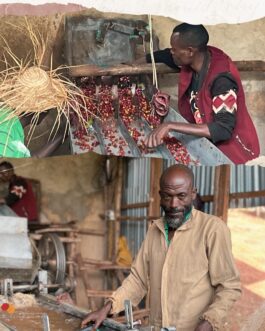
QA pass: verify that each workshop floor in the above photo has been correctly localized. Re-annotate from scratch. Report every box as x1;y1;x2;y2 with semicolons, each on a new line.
0;305;81;330
226;208;265;331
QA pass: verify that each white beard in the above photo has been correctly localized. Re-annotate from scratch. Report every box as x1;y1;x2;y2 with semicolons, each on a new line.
165;215;185;229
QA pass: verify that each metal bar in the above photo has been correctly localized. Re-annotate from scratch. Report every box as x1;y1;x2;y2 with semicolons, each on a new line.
42;314;50;331
0;321;17;331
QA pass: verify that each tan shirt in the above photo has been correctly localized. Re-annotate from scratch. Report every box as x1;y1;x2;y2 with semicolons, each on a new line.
110;209;241;331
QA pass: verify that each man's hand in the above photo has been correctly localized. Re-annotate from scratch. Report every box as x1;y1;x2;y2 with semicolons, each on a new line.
144;121;212;148
81;301;112;330
0;198;6;204
144;123;172;148
194;320;213;331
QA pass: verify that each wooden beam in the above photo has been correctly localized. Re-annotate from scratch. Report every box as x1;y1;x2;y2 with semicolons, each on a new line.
114;158;124;262
78;229;106;236
38;293;90;318
75;253;98;310
198;190;265;204
86;290;113;297
230;190;265;199
30;234;81;243
35;228;78;234
117;215;158;221
148;159;163;219
121;202;149;210
68;60;265;77
235;60;265;72
68;63;179;77
39;293;129;331
213;165;230;223
82;258;113;266
201;195;214;203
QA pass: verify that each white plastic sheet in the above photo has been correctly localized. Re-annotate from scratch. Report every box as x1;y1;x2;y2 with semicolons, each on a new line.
1;0;264;24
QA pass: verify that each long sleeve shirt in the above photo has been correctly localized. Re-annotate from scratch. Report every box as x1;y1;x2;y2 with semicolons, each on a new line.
109;209;241;331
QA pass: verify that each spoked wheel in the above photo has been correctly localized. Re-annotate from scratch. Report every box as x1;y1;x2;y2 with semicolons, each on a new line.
38;233;66;286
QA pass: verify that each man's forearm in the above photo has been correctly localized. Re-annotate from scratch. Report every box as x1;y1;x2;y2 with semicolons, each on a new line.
167;122;212;139
110;269;148;314
201;283;241;330
144;121;212;148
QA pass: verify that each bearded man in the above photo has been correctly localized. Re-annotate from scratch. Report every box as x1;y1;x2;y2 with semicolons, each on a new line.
82;164;241;331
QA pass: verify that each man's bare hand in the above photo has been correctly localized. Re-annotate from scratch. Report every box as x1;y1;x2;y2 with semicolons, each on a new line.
144;123;172;148
81;301;112;330
144;121;212;148
194;320;213;331
0;198;6;204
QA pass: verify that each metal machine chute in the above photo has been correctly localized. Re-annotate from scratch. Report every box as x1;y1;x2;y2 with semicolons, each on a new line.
0;216;69;296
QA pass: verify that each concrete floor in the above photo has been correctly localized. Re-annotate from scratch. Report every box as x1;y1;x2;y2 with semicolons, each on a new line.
227;208;265;331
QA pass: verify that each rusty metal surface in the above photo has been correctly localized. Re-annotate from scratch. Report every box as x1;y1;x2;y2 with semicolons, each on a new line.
93;118;141;157
65;16;148;67
69;125;104;155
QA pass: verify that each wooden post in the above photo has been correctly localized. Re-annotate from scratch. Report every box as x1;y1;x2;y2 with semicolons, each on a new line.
213;165;230;223
146;158;163;311
105;158;115;261
114;158;124;262
148;159;163;221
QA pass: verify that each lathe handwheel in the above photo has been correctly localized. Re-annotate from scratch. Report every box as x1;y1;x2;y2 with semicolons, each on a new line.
38;233;66;285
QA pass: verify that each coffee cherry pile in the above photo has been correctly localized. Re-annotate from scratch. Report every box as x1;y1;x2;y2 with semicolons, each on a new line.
128;126;148;154
98;85;115;120
117;76;132;89
118;87;137;127
72;128;100;152
101;122;130;157
80;83;98;120
71;77;195;163
163;136;192;165
117;78;157;155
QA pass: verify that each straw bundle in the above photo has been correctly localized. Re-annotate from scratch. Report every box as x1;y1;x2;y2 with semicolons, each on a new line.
2;66;67;114
0;19;97;141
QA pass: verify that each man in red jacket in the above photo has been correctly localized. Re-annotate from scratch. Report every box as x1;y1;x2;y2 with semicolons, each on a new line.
144;23;260;164
0;161;38;222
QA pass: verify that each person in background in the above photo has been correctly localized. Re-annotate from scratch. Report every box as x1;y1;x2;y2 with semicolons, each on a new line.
143;23;260;164
81;164;241;331
0;161;38;222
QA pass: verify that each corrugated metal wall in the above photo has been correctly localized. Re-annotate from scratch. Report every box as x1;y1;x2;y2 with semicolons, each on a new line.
121;159;265;256
230;164;265;208
121;158;151;256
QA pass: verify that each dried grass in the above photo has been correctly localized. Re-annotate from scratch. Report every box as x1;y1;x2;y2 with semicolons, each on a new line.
0;18;99;144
